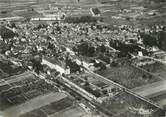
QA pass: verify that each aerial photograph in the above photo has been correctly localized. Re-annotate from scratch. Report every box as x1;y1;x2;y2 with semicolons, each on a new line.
0;0;166;117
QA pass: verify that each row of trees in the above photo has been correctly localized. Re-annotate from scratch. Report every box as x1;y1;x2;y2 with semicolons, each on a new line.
64;16;98;23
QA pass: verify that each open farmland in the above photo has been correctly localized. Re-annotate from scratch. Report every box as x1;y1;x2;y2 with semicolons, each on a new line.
0;71;87;117
0;0;166;26
0;72;58;111
19;97;73;117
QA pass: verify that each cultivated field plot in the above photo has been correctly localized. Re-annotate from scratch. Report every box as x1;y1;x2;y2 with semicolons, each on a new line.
102;91;165;117
19;109;47;117
150;92;166;109
0;0;52;18
99;0;166;27
52;106;90;117
54;0;98;4
96;64;160;89
0;0;166;27
0;73;58;111
140;62;166;80
19;97;73;117
13;9;42;18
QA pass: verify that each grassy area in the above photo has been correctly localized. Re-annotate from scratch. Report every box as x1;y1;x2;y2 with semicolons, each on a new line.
96;64;160;89
140;63;166;80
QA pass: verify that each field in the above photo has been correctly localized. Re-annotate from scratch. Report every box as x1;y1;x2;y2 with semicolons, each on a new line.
96;64;160;89
140;62;166;79
102;91;165;117
19;97;73;117
150;92;166;109
18;96;92;117
0;0;166;27
0;73;58;111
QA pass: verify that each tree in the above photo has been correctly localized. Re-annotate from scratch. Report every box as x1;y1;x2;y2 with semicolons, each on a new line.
0;26;17;39
158;30;166;50
141;33;158;47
